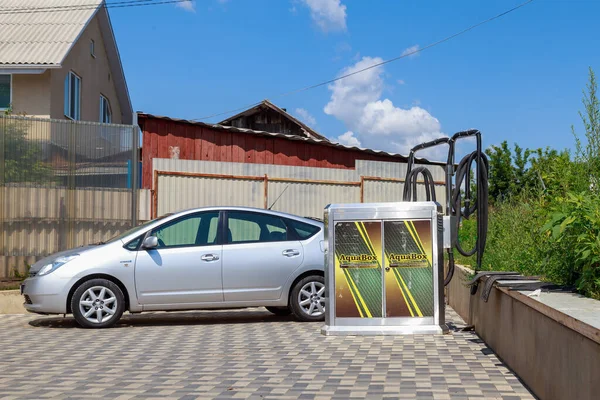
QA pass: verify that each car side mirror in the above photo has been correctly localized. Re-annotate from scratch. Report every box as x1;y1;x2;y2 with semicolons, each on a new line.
142;235;158;249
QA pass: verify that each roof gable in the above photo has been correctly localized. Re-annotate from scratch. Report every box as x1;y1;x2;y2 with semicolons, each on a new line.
219;100;329;141
0;0;103;66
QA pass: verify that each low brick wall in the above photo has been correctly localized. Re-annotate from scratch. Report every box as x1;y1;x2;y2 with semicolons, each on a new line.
447;265;600;400
0;290;25;314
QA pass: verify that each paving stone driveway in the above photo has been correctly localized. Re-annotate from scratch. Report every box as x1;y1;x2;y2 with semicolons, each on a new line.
0;308;534;400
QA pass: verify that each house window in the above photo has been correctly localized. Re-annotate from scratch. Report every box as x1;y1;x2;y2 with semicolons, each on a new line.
99;95;111;123
64;71;81;120
90;40;95;58
0;75;11;110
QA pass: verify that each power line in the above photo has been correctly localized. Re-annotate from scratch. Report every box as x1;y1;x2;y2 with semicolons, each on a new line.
191;0;535;122
0;0;192;15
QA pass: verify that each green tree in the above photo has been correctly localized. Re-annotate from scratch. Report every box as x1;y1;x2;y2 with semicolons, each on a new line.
486;141;534;202
572;67;600;190
486;141;514;202
1;109;53;184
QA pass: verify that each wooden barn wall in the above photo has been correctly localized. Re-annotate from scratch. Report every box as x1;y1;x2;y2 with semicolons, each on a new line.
140;117;402;189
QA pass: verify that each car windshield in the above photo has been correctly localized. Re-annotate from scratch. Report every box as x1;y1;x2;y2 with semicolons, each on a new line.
102;214;173;245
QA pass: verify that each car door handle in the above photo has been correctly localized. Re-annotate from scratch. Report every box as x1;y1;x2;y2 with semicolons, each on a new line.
201;254;219;262
282;249;300;257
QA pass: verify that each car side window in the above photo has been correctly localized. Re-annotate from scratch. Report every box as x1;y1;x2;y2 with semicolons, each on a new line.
285;219;321;240
151;211;219;249
227;211;288;244
125;235;144;250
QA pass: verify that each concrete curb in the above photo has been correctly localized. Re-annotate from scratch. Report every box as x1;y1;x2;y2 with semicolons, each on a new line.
0;290;26;314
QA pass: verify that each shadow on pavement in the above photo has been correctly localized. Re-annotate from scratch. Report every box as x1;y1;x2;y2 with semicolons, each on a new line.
28;309;306;329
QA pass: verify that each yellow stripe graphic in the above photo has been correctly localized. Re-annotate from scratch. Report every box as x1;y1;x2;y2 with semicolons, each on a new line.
387;254;414;317
395;268;423;317
336;254;365;318
343;269;365;318
344;269;373;318
405;221;431;266
360;222;378;258
354;222;376;258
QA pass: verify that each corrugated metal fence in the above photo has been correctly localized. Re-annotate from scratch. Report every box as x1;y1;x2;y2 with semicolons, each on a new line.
0;115;139;277
152;159;446;219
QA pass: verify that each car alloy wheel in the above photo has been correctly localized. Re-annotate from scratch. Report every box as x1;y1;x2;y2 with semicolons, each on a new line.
71;278;125;328
79;286;119;324
298;281;326;317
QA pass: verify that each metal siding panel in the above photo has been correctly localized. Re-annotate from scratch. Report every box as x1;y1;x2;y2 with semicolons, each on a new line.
230;132;242;163
157;120;169;159
220;131;232;162
149;158;448;217
193;126;202;161
157;175;263;216
255;136;266;164
245;135;255;163
265;138;274;164
273;139;286;165
268;181;360;218
203;129;216;160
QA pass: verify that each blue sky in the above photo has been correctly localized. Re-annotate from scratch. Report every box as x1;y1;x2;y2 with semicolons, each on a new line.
109;0;600;160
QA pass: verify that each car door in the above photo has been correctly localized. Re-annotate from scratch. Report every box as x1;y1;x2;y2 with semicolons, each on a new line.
134;211;223;307
222;210;304;302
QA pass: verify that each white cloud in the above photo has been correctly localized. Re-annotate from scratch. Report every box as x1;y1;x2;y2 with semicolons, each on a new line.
294;108;317;127
324;56;446;160
397;79;405;85
176;0;195;12
335;41;352;53
335;131;361;147
401;44;420;58
301;0;347;32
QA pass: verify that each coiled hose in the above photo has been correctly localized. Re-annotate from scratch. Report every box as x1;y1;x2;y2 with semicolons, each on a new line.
402;132;489;290
402;166;437;202
446;150;489;289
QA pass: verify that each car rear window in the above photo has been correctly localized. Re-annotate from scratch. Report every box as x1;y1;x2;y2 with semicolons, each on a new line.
285;219;321;240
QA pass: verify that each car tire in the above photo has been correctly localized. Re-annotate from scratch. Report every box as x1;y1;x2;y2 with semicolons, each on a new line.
71;278;125;329
290;275;326;322
265;306;292;316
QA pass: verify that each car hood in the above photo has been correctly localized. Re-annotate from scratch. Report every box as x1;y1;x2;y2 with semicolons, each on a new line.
29;244;104;273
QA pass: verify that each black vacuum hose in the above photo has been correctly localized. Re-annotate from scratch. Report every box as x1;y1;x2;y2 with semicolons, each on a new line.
401;131;489;290
445;149;489;288
403;166;437;202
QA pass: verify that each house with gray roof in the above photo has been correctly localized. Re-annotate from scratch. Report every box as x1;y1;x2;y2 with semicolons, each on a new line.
0;0;132;124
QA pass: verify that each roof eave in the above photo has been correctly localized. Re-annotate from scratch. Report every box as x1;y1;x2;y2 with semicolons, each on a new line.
0;64;60;70
57;1;104;66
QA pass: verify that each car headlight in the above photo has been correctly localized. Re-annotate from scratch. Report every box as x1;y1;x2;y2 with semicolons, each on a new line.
38;255;79;276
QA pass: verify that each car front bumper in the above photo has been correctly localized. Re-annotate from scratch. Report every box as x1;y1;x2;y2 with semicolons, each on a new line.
21;275;70;315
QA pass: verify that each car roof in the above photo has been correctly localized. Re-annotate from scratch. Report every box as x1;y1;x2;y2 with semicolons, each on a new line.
160;206;323;226
117;206;323;245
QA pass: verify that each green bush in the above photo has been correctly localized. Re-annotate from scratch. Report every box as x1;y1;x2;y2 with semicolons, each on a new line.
456;68;600;300
455;197;547;277
541;192;600;298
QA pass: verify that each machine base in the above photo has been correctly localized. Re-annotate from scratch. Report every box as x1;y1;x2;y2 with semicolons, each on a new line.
321;324;449;336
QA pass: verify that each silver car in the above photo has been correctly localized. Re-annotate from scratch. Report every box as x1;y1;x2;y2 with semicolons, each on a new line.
21;207;326;328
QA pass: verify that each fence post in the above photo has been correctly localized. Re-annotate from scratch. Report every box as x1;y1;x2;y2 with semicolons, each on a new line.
263;174;268;209
67;121;76;249
360;176;364;203
0;116;5;261
131;126;139;227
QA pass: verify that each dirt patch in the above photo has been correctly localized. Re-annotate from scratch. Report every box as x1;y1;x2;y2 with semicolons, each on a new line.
0;279;23;291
